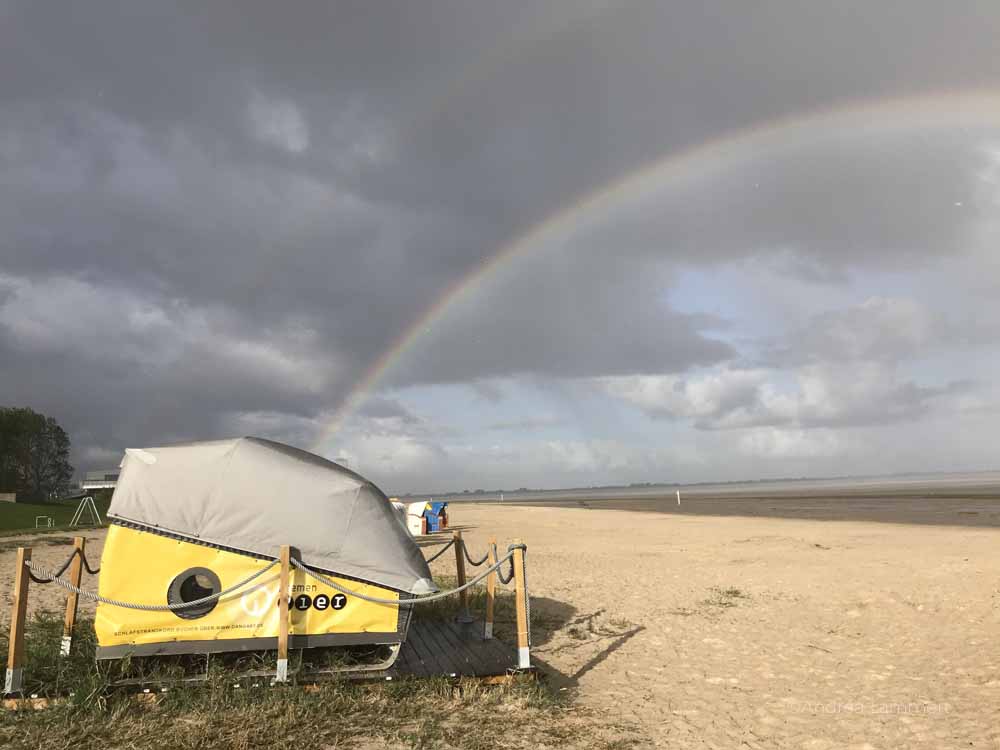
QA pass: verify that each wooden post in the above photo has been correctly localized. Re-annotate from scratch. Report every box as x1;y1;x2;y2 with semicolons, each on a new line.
5;547;31;695
60;537;85;657
512;541;530;669
453;530;473;623
276;545;291;683
484;535;497;639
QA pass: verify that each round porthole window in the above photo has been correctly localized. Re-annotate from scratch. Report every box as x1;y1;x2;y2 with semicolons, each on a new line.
167;567;221;620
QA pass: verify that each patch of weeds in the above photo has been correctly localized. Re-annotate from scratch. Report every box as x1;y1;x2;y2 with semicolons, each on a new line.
701;586;750;609
668;607;697;617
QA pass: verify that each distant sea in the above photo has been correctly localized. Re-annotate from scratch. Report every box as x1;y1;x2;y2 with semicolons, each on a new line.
407;470;1000;504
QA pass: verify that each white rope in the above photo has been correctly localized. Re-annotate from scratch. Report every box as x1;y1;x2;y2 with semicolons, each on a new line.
291;546;523;606
24;558;280;611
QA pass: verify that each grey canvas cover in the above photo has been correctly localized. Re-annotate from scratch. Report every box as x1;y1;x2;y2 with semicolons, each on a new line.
107;437;436;594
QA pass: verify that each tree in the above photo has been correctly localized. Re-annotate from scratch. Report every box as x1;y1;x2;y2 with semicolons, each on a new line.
0;407;74;501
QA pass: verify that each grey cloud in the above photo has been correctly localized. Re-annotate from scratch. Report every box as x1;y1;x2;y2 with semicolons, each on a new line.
385;252;734;385
358;397;420;423
601;294;992;432
575;131;988;279
603;365;978;431
0;273;337;468
764;297;946;366
2;0;1000;479
488;416;562;432
468;381;507;403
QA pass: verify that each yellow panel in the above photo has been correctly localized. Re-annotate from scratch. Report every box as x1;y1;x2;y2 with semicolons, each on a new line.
96;525;399;649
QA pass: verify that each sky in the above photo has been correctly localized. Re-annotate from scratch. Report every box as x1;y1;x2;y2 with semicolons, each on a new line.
2;1;1000;493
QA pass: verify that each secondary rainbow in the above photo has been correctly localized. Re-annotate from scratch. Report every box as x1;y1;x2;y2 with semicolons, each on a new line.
313;89;1000;454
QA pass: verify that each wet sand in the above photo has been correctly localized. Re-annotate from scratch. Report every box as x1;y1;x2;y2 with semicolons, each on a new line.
498;494;1000;527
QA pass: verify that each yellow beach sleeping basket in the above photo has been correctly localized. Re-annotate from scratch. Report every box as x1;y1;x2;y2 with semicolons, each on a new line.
95;437;435;663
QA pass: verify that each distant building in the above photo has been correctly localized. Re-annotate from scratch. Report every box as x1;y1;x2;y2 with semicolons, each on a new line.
81;470;120;490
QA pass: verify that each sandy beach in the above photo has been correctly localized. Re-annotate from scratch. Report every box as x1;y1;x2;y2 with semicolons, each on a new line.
3;502;999;749
449;503;1000;749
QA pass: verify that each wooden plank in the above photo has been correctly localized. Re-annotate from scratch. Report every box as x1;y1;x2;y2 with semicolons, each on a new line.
60;537;85;657
4;696;58;710
419;622;459;676
452;530;471;621
452;620;516;673
405;615;516;678
396;633;427;678
423;620;479;676
400;624;427;675
406;622;450;676
477;635;518;670
5;547;31;695
391;641;414;677
438;621;498;676
276;546;290;682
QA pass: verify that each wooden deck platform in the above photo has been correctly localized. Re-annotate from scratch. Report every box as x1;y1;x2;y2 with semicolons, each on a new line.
376;617;522;680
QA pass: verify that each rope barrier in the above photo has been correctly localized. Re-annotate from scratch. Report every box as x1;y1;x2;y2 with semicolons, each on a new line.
291;545;525;606
24;558;279;611
522;547;532;647
81;549;100;575
22;540;524;612
423;537;455;563
462;542;490;567
25;548;81;584
492;543;515;584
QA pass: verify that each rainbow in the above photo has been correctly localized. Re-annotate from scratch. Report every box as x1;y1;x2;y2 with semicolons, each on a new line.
312;89;1000;454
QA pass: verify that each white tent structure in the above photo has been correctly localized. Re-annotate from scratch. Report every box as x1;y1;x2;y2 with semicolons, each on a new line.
108;437;436;594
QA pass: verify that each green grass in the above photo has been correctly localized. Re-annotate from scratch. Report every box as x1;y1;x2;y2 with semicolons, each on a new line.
0;611;645;750
0;492;111;534
415;575;520;635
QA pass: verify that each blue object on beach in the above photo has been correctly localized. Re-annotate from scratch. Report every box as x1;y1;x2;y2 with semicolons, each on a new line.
423;501;448;532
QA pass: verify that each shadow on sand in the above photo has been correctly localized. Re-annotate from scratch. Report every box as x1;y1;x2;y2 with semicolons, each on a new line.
522;597;646;690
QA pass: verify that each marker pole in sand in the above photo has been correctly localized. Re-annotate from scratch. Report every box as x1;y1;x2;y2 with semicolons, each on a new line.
512;541;530;670
484;535;497;639
276;545;291;683
677;490;681;506
5;547;31;696
60;537;86;657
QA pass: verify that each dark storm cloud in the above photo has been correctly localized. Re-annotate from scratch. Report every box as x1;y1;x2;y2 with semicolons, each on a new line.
2;0;1000;474
574;132;989;275
385;251;733;385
